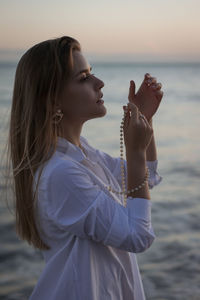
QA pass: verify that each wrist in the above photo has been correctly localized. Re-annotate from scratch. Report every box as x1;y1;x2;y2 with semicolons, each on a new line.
126;149;146;161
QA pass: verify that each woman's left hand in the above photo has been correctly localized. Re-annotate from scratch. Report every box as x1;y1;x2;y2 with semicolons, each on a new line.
128;73;163;121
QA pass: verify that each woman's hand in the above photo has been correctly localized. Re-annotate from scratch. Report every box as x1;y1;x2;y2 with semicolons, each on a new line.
123;102;153;154
128;73;163;121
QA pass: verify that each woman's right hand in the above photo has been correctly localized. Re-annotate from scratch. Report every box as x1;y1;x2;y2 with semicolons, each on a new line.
123;102;153;154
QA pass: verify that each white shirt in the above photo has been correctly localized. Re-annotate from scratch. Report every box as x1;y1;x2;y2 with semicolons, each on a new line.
30;136;162;300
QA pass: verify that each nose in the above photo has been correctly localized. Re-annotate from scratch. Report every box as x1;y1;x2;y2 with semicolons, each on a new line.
95;77;104;90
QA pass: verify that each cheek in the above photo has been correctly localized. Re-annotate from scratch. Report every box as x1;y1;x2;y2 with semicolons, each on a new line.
73;87;95;106
61;93;87;116
60;84;95;114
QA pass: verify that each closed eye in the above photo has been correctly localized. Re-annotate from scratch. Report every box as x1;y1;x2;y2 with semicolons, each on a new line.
81;73;95;81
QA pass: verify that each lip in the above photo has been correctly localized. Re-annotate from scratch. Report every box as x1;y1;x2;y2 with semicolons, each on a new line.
96;93;103;103
97;99;104;105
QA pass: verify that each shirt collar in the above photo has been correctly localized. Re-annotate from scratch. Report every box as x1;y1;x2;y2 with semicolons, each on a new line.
56;136;99;163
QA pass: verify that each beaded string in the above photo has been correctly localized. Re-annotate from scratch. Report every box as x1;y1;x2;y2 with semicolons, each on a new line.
101;109;149;207
80;109;149;207
120;112;127;206
118;110;149;207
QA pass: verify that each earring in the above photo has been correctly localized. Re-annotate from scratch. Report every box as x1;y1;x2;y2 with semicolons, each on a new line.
53;109;63;124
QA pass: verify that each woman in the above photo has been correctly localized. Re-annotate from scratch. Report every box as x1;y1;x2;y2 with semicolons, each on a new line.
9;36;163;299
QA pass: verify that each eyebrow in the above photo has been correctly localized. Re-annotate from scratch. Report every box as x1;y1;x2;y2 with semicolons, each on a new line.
75;66;92;77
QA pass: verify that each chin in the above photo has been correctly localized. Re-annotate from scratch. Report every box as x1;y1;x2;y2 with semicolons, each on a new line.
101;106;107;117
88;106;107;120
98;105;107;117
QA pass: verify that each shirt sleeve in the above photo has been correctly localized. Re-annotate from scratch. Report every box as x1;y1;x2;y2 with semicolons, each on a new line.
96;149;162;190
146;160;162;188
43;162;155;253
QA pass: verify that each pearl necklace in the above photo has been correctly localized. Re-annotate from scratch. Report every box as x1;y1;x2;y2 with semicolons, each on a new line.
80;111;149;207
107;111;149;207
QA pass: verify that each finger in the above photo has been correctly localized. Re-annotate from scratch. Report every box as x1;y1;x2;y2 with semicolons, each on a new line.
128;80;136;102
144;73;151;79
123;106;130;129
127;102;139;121
148;77;157;85
151;82;162;91
146;76;157;87
155;90;164;102
151;77;157;84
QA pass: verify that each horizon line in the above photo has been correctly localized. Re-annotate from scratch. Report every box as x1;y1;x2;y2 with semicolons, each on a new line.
0;48;199;64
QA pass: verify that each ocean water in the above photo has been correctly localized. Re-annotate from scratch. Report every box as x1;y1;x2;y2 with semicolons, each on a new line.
0;58;200;300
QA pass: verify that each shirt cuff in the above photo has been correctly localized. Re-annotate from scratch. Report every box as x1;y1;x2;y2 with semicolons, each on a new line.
126;197;152;222
146;160;162;189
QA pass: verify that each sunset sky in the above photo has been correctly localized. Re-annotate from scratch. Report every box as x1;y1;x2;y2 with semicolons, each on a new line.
1;0;200;61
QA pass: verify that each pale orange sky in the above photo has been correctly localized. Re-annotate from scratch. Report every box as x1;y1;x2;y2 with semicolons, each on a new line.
0;0;200;61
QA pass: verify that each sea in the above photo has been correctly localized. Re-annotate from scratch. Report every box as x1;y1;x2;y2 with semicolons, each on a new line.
0;55;200;300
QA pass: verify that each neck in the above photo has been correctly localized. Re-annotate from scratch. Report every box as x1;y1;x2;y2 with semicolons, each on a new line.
59;120;83;147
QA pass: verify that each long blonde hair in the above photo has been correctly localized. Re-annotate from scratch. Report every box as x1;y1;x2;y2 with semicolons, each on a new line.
8;36;81;250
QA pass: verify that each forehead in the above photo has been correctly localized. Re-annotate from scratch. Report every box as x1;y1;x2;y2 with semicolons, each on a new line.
72;51;90;75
